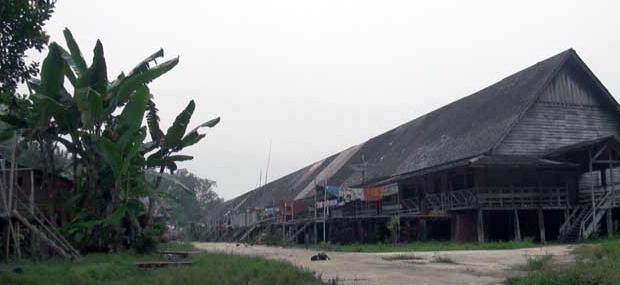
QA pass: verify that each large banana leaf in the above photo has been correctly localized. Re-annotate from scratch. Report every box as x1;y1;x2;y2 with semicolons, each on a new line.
163;100;195;149
31;49;64;125
117;86;150;133
62;28;87;76
128;48;164;77
88;41;108;98
166;155;193;162
35;43;66;124
95;137;122;179
112;57;179;108
177;117;220;150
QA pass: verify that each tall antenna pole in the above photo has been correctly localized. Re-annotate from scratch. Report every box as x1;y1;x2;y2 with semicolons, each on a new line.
264;140;272;186
257;168;263;188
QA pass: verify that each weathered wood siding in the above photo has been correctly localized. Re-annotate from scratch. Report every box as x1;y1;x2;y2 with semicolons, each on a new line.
494;66;620;155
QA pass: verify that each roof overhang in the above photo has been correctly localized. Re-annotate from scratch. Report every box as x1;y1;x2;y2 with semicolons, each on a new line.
356;154;579;188
543;135;620;158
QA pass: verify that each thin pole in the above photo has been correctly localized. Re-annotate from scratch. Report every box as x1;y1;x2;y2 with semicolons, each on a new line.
589;148;596;219
257;169;262;188
313;181;317;243
323;181;327;242
264;140;272;185
607;148;614;237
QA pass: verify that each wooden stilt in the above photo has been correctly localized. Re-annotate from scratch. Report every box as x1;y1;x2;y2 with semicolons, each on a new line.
513;209;521;241
15;223;20;259
607;208;613;237
420;219;428;241
477;209;484;243
327;221;332;242
357;219;363;243
313;222;318;243
282;223;285;242
3;223;8;261
538;208;546;244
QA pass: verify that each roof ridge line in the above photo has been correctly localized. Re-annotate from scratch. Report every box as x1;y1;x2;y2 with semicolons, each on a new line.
488;50;574;154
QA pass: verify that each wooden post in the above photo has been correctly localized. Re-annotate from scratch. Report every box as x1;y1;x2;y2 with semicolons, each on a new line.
327;221;332;242
513;209;521;241
477;209;484;243
15;223;20;259
357;219;363;243
589;148;596;220
538;208;546;244
313;222;318;244
29;170;35;215
607;150;614;237
607;208;613;237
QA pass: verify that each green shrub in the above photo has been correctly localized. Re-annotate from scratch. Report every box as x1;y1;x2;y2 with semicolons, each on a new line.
510;239;620;285
523;255;552;271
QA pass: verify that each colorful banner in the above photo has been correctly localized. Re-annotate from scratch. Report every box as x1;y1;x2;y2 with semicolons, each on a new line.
363;187;384;201
325;185;341;198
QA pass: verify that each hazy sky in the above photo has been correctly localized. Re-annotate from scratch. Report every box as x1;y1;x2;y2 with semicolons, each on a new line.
34;0;620;199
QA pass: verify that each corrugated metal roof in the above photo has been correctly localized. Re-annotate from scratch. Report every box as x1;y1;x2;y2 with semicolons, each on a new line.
224;49;599;211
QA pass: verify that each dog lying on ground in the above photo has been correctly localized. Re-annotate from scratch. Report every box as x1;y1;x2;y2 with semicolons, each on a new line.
310;252;330;261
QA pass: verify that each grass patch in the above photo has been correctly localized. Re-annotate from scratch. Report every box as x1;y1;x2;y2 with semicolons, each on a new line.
158;241;197;251
522;255;553;271
306;239;535;253
508;238;620;285
0;252;322;285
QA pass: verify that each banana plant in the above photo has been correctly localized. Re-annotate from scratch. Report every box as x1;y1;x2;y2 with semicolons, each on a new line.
0;28;218;251
143;100;220;226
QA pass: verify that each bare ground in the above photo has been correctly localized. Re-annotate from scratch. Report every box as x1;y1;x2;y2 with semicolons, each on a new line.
193;242;574;285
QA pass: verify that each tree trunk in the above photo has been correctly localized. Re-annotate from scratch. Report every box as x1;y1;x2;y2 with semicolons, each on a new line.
145;166;166;228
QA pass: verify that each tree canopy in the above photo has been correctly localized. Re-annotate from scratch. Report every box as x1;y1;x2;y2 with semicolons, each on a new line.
0;0;55;93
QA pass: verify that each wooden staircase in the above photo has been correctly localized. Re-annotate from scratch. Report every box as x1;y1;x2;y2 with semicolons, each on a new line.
235;224;259;242
559;191;612;242
287;222;311;242
12;198;80;259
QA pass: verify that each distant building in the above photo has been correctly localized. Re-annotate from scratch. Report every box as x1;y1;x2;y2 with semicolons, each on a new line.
212;49;620;244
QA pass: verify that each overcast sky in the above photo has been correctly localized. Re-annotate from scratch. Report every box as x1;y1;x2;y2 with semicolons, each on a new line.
34;0;620;199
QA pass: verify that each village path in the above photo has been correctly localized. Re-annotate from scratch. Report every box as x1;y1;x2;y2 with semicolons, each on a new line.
193;242;574;285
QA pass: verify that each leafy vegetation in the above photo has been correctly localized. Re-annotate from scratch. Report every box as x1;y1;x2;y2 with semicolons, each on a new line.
0;252;322;285
508;239;620;285
158;241;197;252
306;239;536;253
157;169;223;240
522;254;553;271
0;28;219;253
0;0;55;93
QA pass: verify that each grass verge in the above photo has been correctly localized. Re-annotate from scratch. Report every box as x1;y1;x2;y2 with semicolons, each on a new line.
0;243;322;285
158;241;197;251
306;239;535;253
508;239;620;285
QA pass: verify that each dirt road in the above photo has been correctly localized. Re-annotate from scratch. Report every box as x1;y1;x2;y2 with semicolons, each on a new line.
194;242;574;285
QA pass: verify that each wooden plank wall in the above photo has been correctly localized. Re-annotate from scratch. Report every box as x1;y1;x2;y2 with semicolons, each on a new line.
495;66;620;155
